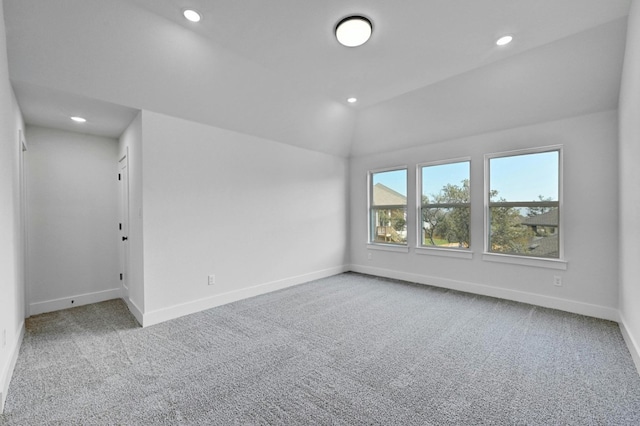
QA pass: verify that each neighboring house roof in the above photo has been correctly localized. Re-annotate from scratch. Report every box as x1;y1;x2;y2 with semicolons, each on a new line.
527;234;559;258
373;183;407;206
521;209;558;227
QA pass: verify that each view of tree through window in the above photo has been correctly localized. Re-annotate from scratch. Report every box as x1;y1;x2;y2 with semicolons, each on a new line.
370;169;407;245
420;161;470;249
488;150;560;258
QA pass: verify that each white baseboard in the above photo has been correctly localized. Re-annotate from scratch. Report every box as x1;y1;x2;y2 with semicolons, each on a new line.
125;297;144;327
29;288;122;316
1;321;25;414
142;265;349;327
349;264;619;322
619;314;640;375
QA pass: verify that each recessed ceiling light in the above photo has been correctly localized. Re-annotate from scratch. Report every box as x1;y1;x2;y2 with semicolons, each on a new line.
496;35;513;46
183;9;202;23
335;16;372;47
70;116;87;123
347;97;358;103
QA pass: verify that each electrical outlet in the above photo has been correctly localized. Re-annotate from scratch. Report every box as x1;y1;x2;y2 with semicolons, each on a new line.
367;252;372;260
554;275;562;287
208;274;216;286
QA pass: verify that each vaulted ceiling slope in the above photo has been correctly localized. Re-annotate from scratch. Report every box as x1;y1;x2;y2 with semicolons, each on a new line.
3;0;632;157
352;19;628;156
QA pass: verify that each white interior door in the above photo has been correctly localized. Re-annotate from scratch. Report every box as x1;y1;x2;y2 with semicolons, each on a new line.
118;154;130;302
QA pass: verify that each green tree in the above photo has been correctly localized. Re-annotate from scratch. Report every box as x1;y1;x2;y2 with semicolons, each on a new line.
440;180;470;247
489;191;532;253
423;181;532;252
422;179;470;247
422;194;447;245
390;209;406;232
527;195;553;217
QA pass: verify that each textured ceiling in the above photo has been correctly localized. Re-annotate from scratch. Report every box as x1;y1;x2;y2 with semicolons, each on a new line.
3;0;632;156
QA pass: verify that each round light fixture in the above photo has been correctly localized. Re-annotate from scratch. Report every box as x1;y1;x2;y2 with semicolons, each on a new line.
496;35;513;46
335;16;372;47
183;9;202;23
70;116;87;123
347;97;358;103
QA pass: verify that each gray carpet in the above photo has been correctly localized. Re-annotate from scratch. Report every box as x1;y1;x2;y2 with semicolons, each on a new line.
2;272;640;425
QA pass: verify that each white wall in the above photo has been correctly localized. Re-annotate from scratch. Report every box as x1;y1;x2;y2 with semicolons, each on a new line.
25;126;120;314
0;0;25;412
139;111;349;325
350;110;619;320
619;0;640;372
118;112;144;323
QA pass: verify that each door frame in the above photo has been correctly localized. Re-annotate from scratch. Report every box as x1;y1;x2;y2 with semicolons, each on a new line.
19;130;29;317
118;149;130;302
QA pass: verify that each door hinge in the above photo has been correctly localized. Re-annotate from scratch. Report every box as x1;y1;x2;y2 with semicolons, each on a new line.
118;173;121;181
120;273;123;281
119;223;122;230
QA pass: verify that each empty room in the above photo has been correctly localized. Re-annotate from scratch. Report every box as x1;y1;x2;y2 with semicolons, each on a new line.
1;0;640;424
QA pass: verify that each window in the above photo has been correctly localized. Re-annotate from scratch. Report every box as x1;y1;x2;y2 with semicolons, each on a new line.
369;168;407;245
486;148;561;259
419;160;470;249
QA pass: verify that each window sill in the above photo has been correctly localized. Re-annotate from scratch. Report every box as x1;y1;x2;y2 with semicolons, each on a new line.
415;247;473;259
367;243;409;253
482;252;568;270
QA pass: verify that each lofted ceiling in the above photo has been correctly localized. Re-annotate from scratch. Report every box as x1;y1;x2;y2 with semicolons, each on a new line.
11;81;139;138
3;0;632;156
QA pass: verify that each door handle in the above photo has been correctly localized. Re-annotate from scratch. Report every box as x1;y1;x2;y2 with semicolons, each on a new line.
122;236;128;241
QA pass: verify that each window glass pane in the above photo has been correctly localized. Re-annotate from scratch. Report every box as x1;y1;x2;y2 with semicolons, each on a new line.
420;161;470;248
422;162;470;199
422;206;470;248
370;169;407;245
490;151;558;202
488;150;560;258
372;169;407;206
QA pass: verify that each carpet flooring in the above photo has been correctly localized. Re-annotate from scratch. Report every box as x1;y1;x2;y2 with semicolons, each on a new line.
2;272;640;425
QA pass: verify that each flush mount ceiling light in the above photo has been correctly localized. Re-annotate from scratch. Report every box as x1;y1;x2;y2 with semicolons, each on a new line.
347;97;358;103
335;16;372;47
496;35;513;46
183;9;202;23
70;116;87;123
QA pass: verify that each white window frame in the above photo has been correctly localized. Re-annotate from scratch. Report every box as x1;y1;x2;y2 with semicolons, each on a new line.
483;145;567;270
367;166;409;252
415;158;472;260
